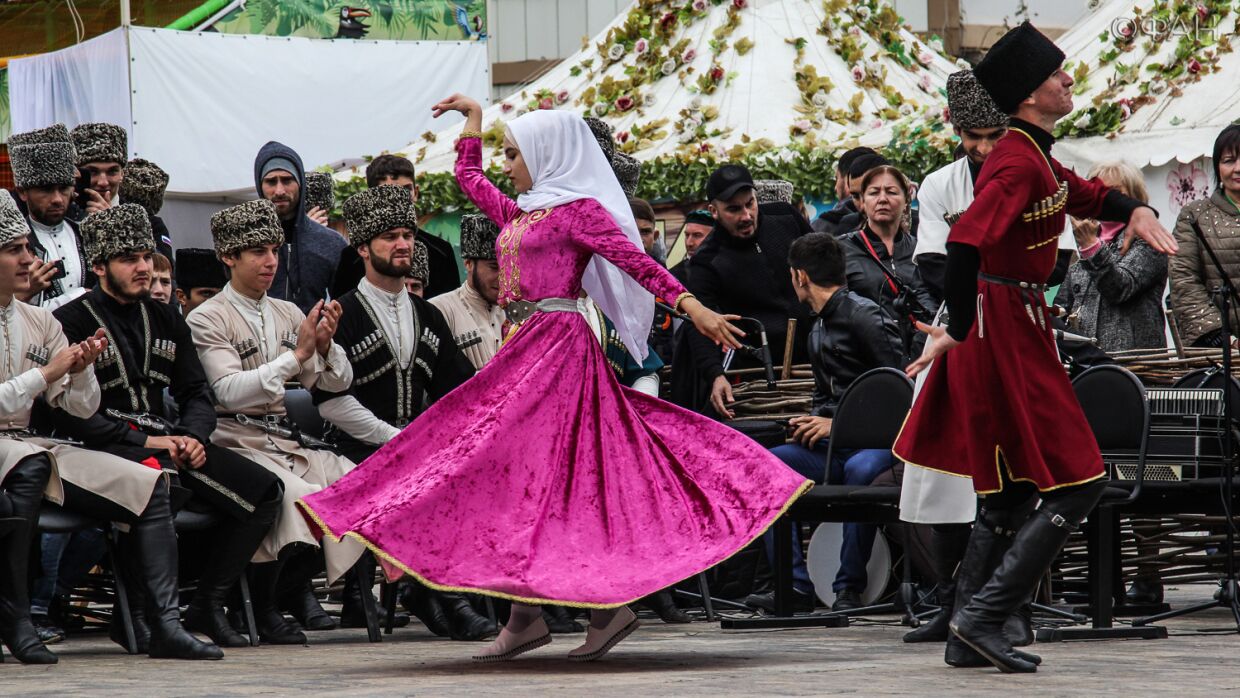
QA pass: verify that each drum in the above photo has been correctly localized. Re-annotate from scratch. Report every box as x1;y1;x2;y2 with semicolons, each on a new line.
727;419;788;449
806;522;893;607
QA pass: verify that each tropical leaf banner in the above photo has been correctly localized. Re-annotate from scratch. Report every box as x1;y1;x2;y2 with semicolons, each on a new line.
207;0;487;41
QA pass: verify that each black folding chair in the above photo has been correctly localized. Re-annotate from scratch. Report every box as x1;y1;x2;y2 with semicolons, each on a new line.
1037;364;1167;641
37;505;139;653
723;367;919;629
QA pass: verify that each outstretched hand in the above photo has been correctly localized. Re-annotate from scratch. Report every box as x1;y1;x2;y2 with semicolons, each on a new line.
905;321;960;378
1123;207;1177;255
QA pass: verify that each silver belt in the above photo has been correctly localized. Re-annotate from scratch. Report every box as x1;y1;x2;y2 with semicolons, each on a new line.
502;298;579;325
227;413;333;450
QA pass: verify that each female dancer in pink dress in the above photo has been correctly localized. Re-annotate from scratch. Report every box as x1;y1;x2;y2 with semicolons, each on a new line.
298;94;811;662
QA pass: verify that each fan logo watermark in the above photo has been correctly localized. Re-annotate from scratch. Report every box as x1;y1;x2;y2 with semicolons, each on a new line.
1110;15;1225;42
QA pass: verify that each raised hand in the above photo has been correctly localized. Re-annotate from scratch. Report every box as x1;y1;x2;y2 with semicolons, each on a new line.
294;301;323;364
905;321;960;378
315;300;342;356
432;93;484;136
680;297;744;350
1122;207;1177;255
40;344;83;385
70;329;108;373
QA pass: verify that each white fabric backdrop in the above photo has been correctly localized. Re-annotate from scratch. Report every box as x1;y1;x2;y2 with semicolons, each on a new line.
9;29;131;137
11;27;489;197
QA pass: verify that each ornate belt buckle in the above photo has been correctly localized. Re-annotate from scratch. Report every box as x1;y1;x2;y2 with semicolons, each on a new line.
503;300;537;326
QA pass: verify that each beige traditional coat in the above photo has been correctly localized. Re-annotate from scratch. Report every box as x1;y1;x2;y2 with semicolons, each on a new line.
430;281;506;369
187;285;362;581
1;300;161;517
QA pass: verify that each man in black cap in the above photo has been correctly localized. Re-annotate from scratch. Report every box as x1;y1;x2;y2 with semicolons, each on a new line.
668;210;715;286
897;22;1177;674
53;205;287;650
253;141;348;312
8;124;93;310
673;163;812;417
174;248;228;315
813;147;876;234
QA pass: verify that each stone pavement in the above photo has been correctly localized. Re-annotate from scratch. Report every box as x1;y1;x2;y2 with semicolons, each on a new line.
3;585;1239;696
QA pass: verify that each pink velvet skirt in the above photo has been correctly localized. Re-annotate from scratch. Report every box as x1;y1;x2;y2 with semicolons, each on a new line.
298;311;810;608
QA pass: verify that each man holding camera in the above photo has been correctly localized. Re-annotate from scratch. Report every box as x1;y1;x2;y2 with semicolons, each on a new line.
7;124;91;310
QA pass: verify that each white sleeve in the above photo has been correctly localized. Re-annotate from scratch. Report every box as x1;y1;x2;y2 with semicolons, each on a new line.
1057;218;1077;251
299;341;352;392
631;373;661;398
40;287;88;312
913;174;951;259
188;308;302;410
57;365;101;418
318;395;401;446
0;368;48;416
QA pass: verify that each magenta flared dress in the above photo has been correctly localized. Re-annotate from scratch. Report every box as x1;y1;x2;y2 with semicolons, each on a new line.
297;137;810;608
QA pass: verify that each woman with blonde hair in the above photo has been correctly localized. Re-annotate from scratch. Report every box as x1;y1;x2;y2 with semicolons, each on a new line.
1053;160;1168;352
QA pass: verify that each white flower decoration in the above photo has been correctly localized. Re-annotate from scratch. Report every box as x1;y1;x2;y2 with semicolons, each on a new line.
856;6;871;21
1073;113;1091;129
679;129;696;144
592;102;610;117
929;37;944;53
644;92;657;106
899;103;914;116
690;97;703;111
917;51;933;66
812;90;831;107
662;59;678;76
608;44;626;61
918;74;932;92
793;119;813;132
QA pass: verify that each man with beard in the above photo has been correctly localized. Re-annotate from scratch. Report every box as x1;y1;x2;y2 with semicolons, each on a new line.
174;248;228;315
315;186;495;641
53;204;288;650
676;164;812;417
16;204;223;660
430;213;504;370
330;154;461;300
668;210;714;287
8;124;92;309
70;122;128;219
187;199;364;640
254;142;347;312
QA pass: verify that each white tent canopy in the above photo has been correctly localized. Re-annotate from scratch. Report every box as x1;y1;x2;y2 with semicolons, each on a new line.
10;26;489;198
1053;0;1240;172
356;0;962;178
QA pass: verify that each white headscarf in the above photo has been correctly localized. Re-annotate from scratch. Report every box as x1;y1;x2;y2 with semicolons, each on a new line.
507;110;654;362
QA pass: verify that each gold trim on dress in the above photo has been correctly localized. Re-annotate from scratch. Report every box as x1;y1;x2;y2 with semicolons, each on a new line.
295;478;813;610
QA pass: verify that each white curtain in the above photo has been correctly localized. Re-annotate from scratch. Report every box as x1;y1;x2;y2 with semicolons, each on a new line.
127;28;489;196
9;28;132;141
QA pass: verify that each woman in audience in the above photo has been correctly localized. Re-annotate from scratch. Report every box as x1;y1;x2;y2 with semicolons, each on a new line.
1054;161;1168;352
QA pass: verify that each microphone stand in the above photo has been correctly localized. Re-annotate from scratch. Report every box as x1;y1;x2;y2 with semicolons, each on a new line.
1134;220;1240;630
657;302;777;390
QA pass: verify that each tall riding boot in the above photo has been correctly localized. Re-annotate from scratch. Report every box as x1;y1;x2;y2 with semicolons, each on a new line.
442;592;498;641
950;481;1105;674
944;507;1041;668
904;523;970;643
277;547;335;631
131;481;223;660
399;581;452;637
184;494;280;648
0;456;58;664
109;530;151;653
248;556;306;645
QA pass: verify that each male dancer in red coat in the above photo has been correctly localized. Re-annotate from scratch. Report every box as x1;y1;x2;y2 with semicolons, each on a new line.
894;22;1177;673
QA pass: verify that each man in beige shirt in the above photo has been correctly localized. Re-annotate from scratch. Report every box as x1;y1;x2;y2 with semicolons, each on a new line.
430;214;504;369
187;199;363;643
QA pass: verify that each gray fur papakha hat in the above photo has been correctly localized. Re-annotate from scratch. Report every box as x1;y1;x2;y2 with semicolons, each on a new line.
408;239;429;283
71;122;128;166
8;124;77;189
0;191;30;248
342;185;417;248
612;152;641;197
584;116;617;163
119;158;170;216
946;70;1010;131
210;199;285;256
303;171;335;214
80;204;155;265
458;213;499;260
754;179;795;205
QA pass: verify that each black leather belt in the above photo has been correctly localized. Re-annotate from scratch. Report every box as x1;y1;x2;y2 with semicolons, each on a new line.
978;272;1048;293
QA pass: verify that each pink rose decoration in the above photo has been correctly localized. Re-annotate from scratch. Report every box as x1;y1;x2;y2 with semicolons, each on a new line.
710;66;725;82
539;97;554;110
1197;3;1209;21
615;95;636;111
556;90;569;104
851;65;865;82
683;48;697;63
1188;58;1202;74
733;0;747;8
617;131;630;143
636;39;649;55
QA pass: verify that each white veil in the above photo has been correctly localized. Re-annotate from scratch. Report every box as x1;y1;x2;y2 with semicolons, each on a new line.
507;110;654;362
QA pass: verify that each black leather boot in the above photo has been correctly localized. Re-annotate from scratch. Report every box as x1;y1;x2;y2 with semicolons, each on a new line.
340;556;409;629
185;495;280;648
443;593;498;641
399;581;452;637
944;508;1041;668
130;481;223;660
950;482;1105;674
904;524;969;643
640;590;691;624
277;548;335;631
248;558;306;645
0;456;58;664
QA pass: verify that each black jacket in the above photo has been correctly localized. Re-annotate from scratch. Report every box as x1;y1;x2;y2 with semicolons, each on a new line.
671;202;812;412
52;286;217;446
809;290;904;417
840;227;935;324
813;197;858;236
253;141;348;312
